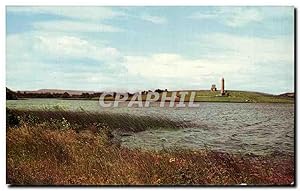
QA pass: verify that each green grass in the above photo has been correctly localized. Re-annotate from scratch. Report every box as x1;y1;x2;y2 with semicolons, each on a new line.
185;90;293;103
6;109;294;185
95;90;294;103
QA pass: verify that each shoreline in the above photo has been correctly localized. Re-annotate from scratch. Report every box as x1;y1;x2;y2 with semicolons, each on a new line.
7;97;294;104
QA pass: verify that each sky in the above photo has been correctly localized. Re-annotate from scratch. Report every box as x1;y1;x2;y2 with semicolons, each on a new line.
6;6;294;94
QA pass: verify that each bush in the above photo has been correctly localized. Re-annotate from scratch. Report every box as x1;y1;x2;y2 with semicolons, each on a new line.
6;108;20;127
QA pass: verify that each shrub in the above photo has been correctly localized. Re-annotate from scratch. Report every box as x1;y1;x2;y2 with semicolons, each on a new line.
6;108;20;127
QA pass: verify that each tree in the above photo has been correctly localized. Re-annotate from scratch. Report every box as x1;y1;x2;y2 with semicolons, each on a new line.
6;88;18;100
61;92;70;98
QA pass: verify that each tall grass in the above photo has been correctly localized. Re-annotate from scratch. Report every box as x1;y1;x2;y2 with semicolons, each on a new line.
7;109;190;132
6;109;294;185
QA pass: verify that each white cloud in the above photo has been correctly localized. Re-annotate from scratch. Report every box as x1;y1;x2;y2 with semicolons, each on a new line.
193;33;294;92
124;33;293;82
7;33;121;63
122;32;294;92
219;7;263;27
33;20;122;33
189;7;264;27
189;12;216;20
124;53;235;90
7;32;122;61
6;32;126;90
7;6;123;21
141;14;167;24
197;33;293;64
7;7;124;34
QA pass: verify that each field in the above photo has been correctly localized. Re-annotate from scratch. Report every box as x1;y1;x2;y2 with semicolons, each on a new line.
164;90;294;103
90;90;294;103
192;90;294;103
6;109;294;185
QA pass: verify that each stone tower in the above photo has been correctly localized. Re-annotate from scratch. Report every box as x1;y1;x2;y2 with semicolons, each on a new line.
221;77;225;95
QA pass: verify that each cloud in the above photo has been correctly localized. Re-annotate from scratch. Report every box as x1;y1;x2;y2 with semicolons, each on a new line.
123;53;236;90
125;32;293;82
189;7;263;27
122;32;294;93
35;34;122;62
7;6;123;21
33;20;122;33
7;7;124;34
125;54;208;78
196;33;293;63
6;32;126;90
193;33;294;92
140;14;167;24
6;32;232;92
6;33;122;63
219;7;263;27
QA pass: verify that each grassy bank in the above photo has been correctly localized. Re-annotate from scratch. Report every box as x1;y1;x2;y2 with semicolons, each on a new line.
90;90;294;103
7;109;190;132
7;109;294;185
163;90;293;103
193;90;294;103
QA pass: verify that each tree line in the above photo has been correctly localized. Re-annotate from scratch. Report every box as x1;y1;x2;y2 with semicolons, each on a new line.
6;87;168;100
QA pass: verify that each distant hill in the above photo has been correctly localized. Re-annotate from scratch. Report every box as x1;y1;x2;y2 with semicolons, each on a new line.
278;92;294;98
20;89;99;96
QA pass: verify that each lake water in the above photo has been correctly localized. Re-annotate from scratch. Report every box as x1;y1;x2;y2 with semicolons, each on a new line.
6;99;294;156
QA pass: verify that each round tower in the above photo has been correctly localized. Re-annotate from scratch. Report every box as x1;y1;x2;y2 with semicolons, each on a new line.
221;77;225;95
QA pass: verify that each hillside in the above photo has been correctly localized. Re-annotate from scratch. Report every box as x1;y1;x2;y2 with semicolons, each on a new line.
101;90;294;103
135;90;294;103
20;89;98;95
185;90;294;103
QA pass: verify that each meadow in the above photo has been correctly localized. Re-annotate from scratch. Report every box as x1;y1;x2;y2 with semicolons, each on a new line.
89;90;294;104
181;90;293;103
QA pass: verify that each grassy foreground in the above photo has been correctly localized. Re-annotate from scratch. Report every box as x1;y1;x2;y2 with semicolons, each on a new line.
7;109;294;185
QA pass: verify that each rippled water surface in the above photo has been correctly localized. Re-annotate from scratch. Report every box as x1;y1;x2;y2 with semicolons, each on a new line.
7;99;294;155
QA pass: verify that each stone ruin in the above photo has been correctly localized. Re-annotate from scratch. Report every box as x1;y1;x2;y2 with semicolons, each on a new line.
211;84;217;91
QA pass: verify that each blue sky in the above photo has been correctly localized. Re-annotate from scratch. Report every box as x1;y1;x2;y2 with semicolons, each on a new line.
6;6;294;94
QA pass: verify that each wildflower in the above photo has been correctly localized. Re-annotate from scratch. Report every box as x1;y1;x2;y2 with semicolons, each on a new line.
155;178;161;184
169;158;176;163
